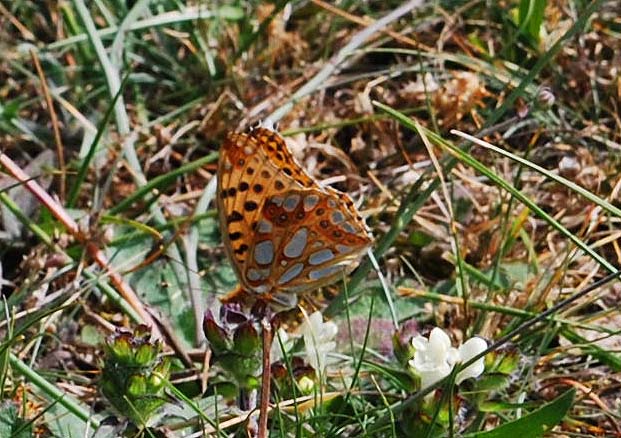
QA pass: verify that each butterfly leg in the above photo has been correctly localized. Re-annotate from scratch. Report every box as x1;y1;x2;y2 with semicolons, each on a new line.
220;285;254;305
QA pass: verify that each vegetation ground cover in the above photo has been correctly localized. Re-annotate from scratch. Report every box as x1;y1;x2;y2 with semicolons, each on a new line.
0;1;620;437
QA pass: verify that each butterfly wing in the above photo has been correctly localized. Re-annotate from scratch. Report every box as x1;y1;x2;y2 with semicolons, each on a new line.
217;128;319;291
217;127;372;304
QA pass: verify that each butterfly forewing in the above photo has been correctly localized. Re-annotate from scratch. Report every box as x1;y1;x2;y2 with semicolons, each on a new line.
217;129;318;278
217;127;372;304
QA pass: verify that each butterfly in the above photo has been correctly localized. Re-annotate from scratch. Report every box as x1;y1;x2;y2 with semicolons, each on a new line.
217;127;372;308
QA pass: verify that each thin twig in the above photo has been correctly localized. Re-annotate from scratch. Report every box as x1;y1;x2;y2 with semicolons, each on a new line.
0;153;161;338
0;2;35;40
258;317;273;438
30;49;66;202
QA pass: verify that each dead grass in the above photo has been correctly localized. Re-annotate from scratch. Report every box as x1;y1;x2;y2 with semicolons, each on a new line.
0;0;620;436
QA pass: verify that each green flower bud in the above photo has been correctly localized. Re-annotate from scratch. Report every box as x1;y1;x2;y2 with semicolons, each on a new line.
100;327;170;426
233;321;260;356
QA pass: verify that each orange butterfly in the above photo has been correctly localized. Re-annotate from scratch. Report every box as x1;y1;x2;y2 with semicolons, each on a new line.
217;127;372;308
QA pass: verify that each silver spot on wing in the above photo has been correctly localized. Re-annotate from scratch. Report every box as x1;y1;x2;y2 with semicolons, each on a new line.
336;244;352;254
331;211;345;224
303;194;320;211
308;249;335;265
277;262;304;285
341;222;357;233
308;264;343;281
271;292;298;308
271;195;284;207
283;194;301;212
247;268;270;281
247;269;261;281
283;228;308;259
252;284;269;294
254;240;274;265
256;219;273;234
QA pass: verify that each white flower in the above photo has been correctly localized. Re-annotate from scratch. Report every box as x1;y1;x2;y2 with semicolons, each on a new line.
271;328;295;363
410;328;459;389
409;327;486;389
299;311;338;377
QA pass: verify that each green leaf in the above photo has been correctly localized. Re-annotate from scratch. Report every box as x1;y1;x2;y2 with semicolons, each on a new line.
0;99;20;121
409;230;433;247
479;400;540;413
518;0;547;45
45;404;88;438
0;402;32;438
129;256;193;346
80;324;103;346
472;373;511;392
465;389;575;438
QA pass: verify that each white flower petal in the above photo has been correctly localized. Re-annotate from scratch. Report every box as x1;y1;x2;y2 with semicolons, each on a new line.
305;312;323;334
418;362;452;389
459;337;487;361
410;328;455;389
322;321;338;340
411;335;429;351
447;346;460;366
456;337;487;384
270;328;291;363
427;328;452;362
299;311;338;377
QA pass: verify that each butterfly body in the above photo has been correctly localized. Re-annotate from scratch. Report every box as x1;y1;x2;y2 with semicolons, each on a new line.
217;127;372;307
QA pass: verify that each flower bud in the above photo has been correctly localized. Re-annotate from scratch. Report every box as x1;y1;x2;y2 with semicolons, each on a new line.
233;321;260;356
100;326;170;426
203;310;232;354
537;87;555;108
